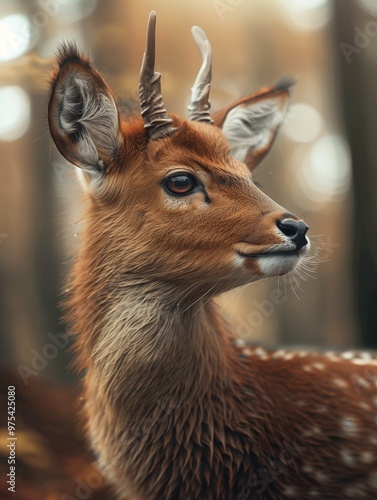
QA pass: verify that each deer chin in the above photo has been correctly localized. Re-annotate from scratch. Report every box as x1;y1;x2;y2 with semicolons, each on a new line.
236;239;310;277
256;251;304;277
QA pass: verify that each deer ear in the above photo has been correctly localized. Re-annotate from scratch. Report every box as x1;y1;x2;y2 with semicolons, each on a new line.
212;79;293;171
48;44;123;181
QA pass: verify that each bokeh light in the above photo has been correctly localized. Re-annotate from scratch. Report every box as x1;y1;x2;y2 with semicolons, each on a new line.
280;0;329;11
357;0;377;16
283;103;323;143
279;0;333;31
298;134;352;205
0;14;32;61
0;86;31;141
55;0;98;24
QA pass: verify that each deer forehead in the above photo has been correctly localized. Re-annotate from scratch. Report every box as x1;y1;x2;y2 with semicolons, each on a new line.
145;121;231;165
146;122;251;180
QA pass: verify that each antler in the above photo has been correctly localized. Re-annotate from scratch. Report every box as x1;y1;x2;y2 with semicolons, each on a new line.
139;11;175;140
188;26;214;124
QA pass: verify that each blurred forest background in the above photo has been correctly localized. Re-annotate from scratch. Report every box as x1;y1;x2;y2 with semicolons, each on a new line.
0;0;377;497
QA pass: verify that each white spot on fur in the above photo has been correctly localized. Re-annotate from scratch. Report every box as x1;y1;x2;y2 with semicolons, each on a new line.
254;347;268;359
352;358;377;365
312;362;324;370
284;352;295;360
282;486;298;497
358;401;371;411
342;351;356;360
314;471;328;482
360;451;374;464
273;349;286;358
340;416;358;436
370;435;377;446
341;449;356;466
333;377;348;388
361;352;372;360
298;351;308;358
351;375;370;390
303;426;322;437
324;352;341;362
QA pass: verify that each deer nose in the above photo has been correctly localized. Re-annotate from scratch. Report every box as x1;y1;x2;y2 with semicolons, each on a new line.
276;219;309;250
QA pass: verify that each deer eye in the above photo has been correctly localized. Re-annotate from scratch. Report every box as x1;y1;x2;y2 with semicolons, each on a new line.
164;172;197;196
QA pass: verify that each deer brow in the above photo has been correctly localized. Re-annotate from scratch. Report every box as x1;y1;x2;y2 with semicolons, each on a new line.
209;171;252;189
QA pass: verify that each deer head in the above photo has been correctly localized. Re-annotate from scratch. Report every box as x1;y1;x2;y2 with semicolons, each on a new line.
48;11;309;296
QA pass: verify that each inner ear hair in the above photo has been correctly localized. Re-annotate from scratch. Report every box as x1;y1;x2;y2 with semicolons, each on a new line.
48;43;121;174
218;79;293;169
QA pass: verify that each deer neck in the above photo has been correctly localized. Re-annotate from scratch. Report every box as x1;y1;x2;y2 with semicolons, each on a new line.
79;279;250;499
84;279;234;429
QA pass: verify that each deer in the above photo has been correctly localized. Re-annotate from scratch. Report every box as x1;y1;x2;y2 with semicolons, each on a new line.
47;10;377;500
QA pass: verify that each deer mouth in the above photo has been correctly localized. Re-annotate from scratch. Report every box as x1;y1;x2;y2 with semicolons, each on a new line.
236;240;310;276
236;237;310;260
236;248;303;259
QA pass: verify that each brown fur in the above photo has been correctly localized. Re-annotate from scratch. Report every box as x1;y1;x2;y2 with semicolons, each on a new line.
48;42;377;500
